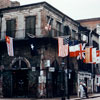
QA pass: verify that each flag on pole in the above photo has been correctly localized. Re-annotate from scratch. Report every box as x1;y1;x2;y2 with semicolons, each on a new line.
45;17;51;31
5;36;14;56
58;37;69;57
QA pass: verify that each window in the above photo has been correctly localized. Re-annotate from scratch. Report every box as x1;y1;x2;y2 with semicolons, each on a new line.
56;21;61;36
47;16;53;26
25;16;36;36
64;26;71;36
71;30;76;39
46;16;53;36
6;19;16;37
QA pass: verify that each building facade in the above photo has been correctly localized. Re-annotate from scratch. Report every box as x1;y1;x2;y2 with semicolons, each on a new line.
0;0;20;9
77;18;100;93
0;2;90;98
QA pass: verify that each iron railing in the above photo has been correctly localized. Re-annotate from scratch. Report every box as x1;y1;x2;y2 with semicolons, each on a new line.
0;28;80;40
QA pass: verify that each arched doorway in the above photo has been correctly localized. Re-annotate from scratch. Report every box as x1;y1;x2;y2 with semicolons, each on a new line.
11;57;31;97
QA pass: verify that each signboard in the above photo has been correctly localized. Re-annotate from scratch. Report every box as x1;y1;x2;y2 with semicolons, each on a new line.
40;70;43;76
38;76;46;83
49;67;55;72
32;67;36;71
44;60;50;67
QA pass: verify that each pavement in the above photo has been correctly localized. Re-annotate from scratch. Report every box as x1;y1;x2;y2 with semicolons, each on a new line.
0;93;100;100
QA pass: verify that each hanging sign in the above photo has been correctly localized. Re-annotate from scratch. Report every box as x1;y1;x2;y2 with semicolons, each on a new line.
44;60;50;67
32;67;36;71
49;67;55;72
38;76;46;83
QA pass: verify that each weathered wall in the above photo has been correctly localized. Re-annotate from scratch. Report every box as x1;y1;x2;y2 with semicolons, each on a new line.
1;7;43;39
0;0;11;9
1;4;79;39
79;20;100;30
0;0;20;9
0;3;80;97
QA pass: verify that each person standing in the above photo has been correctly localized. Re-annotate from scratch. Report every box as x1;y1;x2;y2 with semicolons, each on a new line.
82;82;89;98
79;82;84;99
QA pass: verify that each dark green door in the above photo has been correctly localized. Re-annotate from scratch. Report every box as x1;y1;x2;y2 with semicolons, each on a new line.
2;70;12;97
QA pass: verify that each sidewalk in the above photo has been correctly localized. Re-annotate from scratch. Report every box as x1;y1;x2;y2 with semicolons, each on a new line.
0;93;100;100
71;93;100;100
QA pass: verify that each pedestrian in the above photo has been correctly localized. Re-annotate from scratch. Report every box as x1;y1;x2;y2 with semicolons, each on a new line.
82;82;89;98
79;82;84;99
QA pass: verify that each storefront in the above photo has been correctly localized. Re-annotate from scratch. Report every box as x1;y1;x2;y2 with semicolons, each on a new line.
77;71;92;97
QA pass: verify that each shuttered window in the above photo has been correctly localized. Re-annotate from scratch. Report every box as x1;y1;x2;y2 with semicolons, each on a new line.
56;21;61;36
64;26;71;36
25;16;36;36
6;19;16;38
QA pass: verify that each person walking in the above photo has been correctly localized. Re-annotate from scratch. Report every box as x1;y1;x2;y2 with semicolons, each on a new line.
79;82;84;99
82;82;89;98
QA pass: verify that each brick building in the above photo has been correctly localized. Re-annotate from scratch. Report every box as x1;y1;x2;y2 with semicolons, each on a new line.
0;1;92;98
0;0;11;9
77;18;100;30
77;18;100;93
0;0;20;9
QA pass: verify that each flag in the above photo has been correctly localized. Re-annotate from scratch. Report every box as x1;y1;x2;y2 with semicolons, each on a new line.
69;44;80;57
96;50;100;63
85;47;92;63
45;17;51;31
77;43;86;59
58;37;69;57
92;48;96;63
5;36;14;56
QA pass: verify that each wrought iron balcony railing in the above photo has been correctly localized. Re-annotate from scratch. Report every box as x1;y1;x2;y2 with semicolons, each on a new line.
0;28;80;40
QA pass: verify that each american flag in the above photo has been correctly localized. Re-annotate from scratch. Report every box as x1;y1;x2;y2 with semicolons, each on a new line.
63;37;69;45
58;37;69;57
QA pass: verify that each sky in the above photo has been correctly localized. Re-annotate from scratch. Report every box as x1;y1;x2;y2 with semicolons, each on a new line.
11;0;100;20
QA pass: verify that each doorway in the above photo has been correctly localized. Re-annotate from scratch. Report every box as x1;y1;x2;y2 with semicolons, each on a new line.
12;70;28;97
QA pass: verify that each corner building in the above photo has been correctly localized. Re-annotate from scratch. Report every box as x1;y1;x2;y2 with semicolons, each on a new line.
0;2;89;98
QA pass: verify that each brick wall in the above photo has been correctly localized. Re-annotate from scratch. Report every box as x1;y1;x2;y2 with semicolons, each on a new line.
0;0;20;9
0;0;11;9
11;1;20;7
78;19;100;30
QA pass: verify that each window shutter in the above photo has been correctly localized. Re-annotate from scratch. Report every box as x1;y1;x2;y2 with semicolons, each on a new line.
6;19;16;38
25;16;36;36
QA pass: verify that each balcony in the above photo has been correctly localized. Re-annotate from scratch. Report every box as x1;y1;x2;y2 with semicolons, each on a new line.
0;28;80;40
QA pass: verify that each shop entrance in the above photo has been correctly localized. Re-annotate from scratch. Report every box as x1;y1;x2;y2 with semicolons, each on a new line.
11;57;30;97
12;70;28;97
